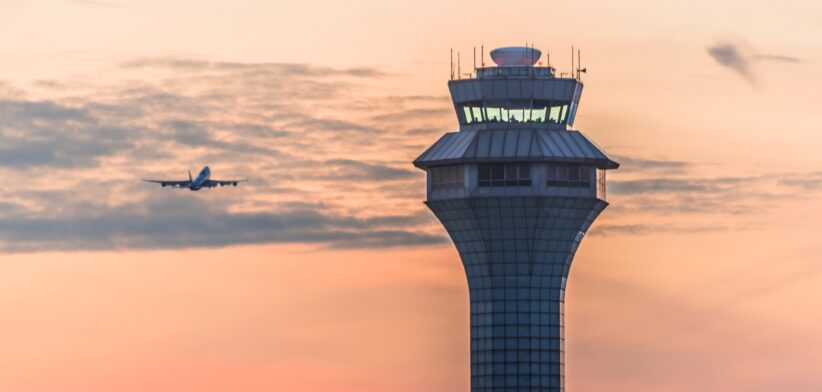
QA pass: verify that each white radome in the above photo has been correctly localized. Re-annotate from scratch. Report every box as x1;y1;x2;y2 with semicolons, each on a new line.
490;46;542;66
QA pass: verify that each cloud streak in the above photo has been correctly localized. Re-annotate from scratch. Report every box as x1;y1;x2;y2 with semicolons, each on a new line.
0;196;445;252
0;57;448;252
1;55;818;252
590;223;729;237
707;40;800;84
120;57;386;78
708;43;754;82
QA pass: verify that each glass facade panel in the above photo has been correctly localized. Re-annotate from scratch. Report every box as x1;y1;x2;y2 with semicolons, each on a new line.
508;108;524;122
459;100;573;125
426;197;608;392
546;164;591;188
486;107;501;122
568;166;579;181
530;107;546;122
431;165;465;190
472;107;484;122
478;163;531;187
463;106;474;124
548;105;561;123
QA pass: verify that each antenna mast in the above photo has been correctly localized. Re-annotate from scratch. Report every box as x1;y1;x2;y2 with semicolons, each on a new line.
450;48;454;80
571;45;574;79
577;49;582;81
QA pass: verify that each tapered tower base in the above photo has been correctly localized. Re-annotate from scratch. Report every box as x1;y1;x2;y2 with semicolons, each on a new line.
428;197;606;391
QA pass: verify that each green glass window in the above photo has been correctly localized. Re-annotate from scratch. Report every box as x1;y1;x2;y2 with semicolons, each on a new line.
463;106;474;124
460;101;571;124
472;107;484;122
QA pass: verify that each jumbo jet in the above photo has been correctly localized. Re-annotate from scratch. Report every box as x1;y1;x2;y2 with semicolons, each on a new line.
143;166;247;191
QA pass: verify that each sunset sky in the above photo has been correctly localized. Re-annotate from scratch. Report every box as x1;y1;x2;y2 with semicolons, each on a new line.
1;1;822;391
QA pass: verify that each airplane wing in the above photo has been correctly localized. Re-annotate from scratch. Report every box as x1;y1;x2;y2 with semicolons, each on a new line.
142;179;192;188
203;178;248;188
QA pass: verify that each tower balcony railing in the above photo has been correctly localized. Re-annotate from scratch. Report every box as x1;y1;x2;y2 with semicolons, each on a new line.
474;65;556;79
597;169;607;200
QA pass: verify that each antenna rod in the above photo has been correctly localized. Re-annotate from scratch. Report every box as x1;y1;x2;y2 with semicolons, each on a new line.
571;45;574;79
450;48;454;80
481;45;484;66
577;49;582;81
458;52;461;80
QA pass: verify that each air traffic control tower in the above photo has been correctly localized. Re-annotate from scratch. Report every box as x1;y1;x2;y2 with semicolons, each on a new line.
414;46;618;391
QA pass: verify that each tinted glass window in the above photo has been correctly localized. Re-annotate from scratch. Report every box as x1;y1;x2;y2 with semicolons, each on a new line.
478;163;531;187
546;164;591;188
431;165;465;190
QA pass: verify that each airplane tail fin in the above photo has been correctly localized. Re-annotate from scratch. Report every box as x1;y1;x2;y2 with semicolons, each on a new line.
189;170;193;182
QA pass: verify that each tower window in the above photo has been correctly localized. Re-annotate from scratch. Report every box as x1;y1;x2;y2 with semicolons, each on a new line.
459;100;571;125
431;165;465;190
546;164;591;187
461;102;484;124
478;163;531;187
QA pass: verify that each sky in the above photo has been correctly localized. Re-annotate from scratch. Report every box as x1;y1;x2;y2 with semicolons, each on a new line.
1;0;822;391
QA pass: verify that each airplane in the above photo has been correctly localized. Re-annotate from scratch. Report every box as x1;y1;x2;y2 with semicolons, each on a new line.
143;166;248;191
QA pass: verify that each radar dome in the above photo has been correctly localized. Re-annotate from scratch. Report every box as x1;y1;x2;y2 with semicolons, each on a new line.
490;46;542;66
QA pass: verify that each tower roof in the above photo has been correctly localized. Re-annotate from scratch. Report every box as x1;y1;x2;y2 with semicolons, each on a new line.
413;128;619;169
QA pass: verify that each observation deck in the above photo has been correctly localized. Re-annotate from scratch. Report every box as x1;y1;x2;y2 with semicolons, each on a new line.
447;47;585;132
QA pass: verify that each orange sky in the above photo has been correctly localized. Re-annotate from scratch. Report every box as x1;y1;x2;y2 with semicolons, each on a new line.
1;1;822;391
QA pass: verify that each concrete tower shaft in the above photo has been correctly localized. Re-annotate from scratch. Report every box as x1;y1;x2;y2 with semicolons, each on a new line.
414;46;618;391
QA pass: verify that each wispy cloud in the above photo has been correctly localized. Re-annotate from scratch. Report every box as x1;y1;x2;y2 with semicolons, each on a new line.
754;54;802;63
707;40;801;84
320;159;417;181
590;223;729;237
0;57;445;252
1;55;818;252
779;179;822;192
0;196;445;252
605;168;822;217
610;176;753;195
611;155;692;174
708;42;754;82
120;57;386;78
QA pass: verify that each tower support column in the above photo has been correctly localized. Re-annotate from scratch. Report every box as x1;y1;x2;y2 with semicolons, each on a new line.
428;197;606;391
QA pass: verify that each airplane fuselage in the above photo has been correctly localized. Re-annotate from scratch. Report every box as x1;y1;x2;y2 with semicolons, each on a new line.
189;166;211;191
